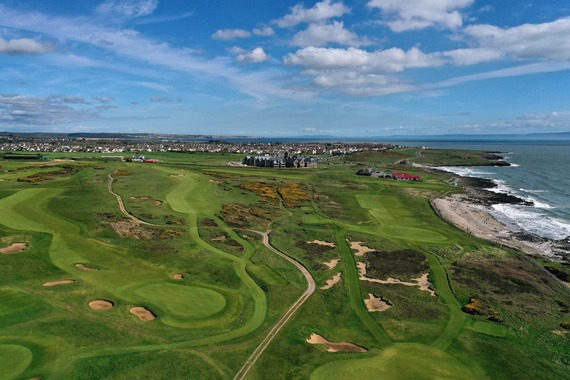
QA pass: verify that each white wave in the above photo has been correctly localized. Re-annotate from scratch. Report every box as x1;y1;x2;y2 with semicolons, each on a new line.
437;166;492;177
488;179;513;194
509;163;520;167
491;204;570;240
519;188;548;194
528;198;554;209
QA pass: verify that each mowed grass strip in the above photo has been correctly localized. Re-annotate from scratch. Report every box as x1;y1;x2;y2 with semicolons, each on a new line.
126;283;227;321
310;343;477;380
246;263;288;287
356;195;396;221
0;344;33;379
465;320;509;337
383;226;448;243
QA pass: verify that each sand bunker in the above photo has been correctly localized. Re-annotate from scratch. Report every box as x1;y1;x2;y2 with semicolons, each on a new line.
306;333;368;353
321;272;342;289
323;259;340;270
130;306;156;321
42;279;75;287
0;243;28;254
173;273;184;280
212;236;227;241
358;262;436;296
75;263;99;271
88;300;114;310
365;293;392;312
307;240;336;247
349;241;375;256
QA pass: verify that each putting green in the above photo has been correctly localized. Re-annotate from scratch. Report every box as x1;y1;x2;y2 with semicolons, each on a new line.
311;343;476;380
0;344;33;379
126;283;226;321
383;226;448;243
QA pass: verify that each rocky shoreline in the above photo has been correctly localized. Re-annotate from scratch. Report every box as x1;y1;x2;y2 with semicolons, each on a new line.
431;170;570;264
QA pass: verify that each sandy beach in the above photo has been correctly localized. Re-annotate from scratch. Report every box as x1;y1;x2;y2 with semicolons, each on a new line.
431;174;570;263
432;195;546;257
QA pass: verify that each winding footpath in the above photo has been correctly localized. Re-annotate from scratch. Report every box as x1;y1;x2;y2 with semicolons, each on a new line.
233;230;316;380
108;170;316;379
107;173;152;225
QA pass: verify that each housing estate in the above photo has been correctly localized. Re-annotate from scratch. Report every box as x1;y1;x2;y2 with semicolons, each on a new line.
243;152;318;168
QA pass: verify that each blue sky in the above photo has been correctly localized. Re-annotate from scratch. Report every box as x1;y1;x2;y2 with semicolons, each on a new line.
1;0;570;136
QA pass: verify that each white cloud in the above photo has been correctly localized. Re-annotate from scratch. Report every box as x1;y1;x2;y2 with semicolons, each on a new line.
94;96;116;103
150;96;176;102
133;11;194;25
285;46;440;96
313;71;390;87
63;96;89;104
489;111;570;133
236;47;269;63
441;48;503;65
285;46;442;73
311;71;417;96
428;62;570;89
0;37;53;54
368;0;474;32
212;28;251;40
0;5;304;101
464;18;570;60
227;46;246;54
252;26;275;36
291;21;369;47
96;0;158;21
274;0;350;28
0;94;96;125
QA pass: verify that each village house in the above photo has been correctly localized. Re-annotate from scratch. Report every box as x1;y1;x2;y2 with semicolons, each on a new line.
357;169;421;181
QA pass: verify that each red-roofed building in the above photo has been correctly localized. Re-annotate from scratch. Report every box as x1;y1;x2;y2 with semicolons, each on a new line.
392;172;421;181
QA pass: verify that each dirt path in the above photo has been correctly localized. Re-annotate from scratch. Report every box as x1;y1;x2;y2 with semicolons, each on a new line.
107;173;152;226
233;230;316;380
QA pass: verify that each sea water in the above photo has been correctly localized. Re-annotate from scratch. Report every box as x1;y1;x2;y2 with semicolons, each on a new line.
399;140;570;241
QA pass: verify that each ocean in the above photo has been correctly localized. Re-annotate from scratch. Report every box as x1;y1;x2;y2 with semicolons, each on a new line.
394;140;570;242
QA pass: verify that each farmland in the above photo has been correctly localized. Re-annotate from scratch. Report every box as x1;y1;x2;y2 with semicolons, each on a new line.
0;150;568;379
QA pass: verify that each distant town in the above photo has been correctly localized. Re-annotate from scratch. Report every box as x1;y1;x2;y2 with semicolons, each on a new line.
0;132;400;156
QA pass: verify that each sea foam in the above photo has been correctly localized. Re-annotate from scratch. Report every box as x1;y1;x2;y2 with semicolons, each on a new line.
491;204;570;240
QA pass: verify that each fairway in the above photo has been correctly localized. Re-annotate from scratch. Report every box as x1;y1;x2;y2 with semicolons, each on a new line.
310;344;476;380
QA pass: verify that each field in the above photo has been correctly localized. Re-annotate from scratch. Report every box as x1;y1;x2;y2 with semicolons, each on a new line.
0;150;568;379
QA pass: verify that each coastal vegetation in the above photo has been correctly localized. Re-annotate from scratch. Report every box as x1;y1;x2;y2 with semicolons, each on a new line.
0;149;568;379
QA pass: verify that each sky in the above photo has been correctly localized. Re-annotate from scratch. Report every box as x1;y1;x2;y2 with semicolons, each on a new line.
1;0;570;137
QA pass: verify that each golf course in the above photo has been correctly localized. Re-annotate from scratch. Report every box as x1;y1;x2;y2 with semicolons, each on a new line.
0;149;568;379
